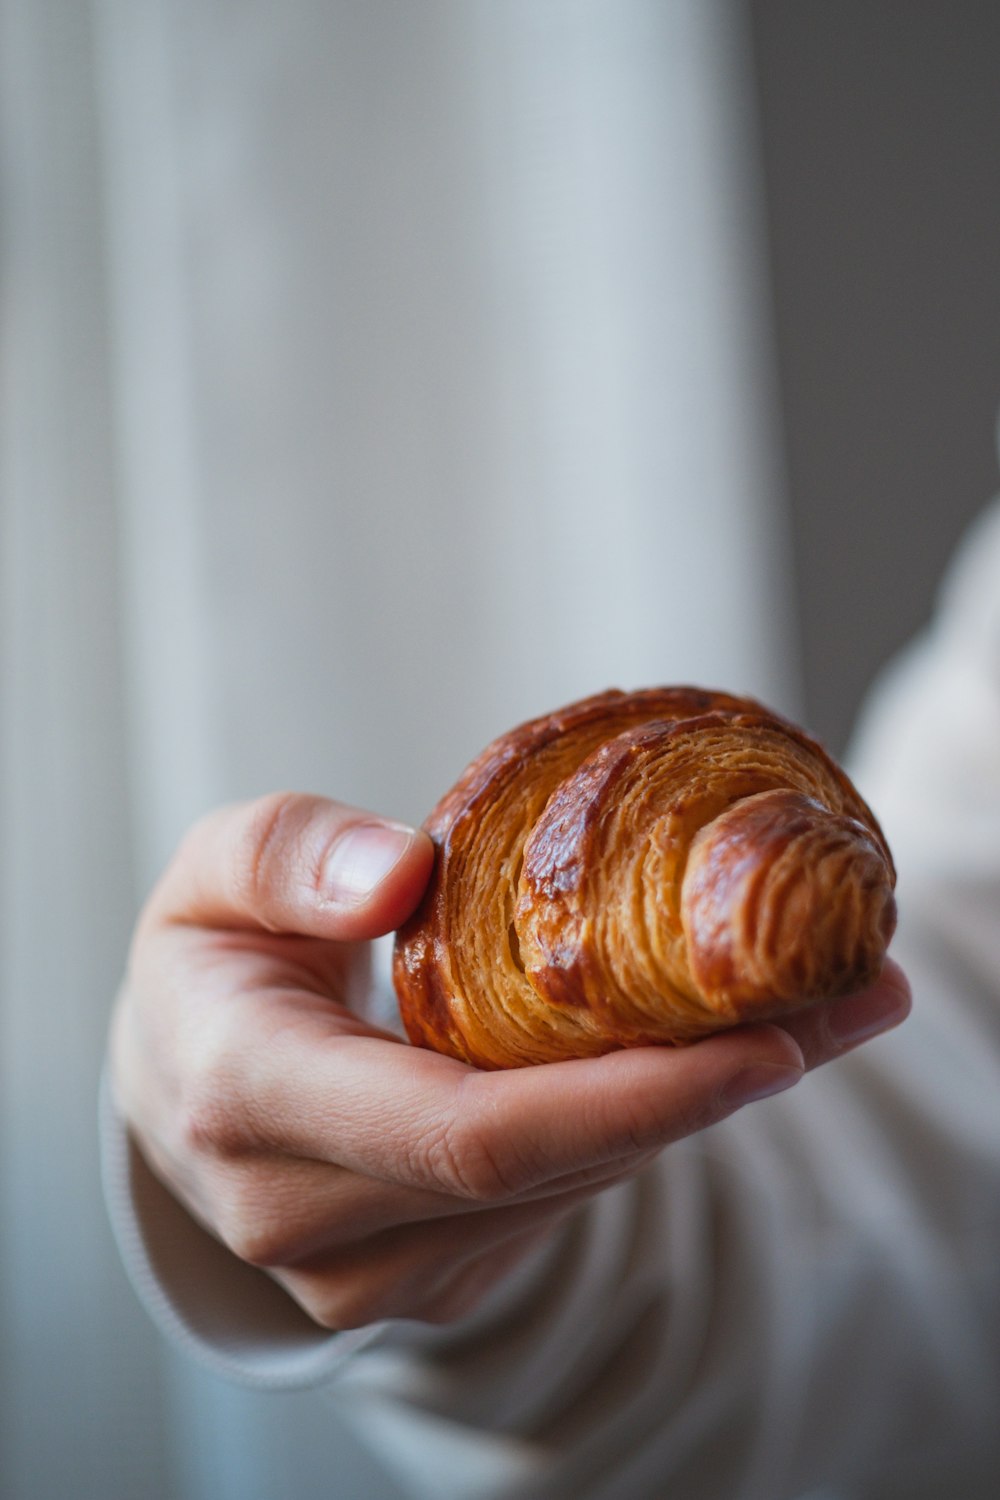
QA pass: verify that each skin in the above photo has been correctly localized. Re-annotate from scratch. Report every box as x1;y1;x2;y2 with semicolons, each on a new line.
109;792;912;1332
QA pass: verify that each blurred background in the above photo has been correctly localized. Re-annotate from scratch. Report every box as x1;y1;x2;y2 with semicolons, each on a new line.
2;3;998;1498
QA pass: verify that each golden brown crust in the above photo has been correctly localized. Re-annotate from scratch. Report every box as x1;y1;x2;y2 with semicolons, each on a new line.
393;688;896;1069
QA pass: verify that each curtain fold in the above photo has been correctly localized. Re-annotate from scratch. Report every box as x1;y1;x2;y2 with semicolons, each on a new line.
0;3;170;1495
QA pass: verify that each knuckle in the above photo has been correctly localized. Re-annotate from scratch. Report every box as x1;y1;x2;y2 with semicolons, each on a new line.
176;1018;250;1161
419;1117;520;1202
178;1091;236;1160
221;1226;269;1267
305;1281;397;1333
210;1171;313;1269
219;1210;300;1270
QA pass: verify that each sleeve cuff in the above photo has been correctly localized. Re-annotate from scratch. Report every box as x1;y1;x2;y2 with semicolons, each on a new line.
99;1067;567;1391
99;1069;387;1389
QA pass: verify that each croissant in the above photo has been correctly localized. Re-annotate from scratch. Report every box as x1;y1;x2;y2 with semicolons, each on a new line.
393;687;896;1069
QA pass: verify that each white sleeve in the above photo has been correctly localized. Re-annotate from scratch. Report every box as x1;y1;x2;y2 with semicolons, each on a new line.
101;501;1000;1499
98;1069;389;1388
98;1062;566;1395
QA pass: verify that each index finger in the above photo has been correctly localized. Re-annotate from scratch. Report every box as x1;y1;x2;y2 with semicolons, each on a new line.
222;1015;807;1201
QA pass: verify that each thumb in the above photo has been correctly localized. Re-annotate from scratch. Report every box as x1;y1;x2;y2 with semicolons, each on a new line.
150;792;434;940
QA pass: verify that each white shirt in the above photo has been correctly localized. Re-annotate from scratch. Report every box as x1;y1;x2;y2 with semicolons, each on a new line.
103;501;1000;1498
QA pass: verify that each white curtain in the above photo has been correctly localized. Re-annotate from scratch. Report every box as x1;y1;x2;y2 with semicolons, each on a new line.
0;3;796;1496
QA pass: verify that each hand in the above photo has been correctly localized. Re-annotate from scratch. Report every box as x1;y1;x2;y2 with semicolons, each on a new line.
110;792;911;1330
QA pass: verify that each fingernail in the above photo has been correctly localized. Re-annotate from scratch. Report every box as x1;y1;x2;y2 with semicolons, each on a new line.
323;821;416;903
827;980;911;1047
718;1062;803;1112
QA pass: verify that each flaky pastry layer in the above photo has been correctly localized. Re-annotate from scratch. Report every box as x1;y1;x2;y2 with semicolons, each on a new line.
393;688;896;1068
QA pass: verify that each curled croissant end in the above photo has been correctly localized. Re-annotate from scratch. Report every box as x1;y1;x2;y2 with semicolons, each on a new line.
393;688;896;1069
680;788;896;1015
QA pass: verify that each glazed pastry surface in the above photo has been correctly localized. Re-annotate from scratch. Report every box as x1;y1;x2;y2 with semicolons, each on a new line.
393;688;896;1069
